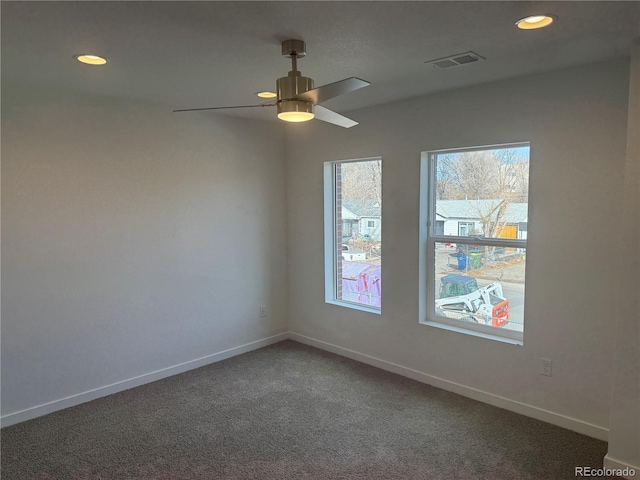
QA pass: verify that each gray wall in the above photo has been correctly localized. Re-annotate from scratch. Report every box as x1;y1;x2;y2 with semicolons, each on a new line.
606;42;640;471
286;59;630;434
1;85;288;417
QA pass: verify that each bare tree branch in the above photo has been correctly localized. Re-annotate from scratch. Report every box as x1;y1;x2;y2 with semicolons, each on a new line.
341;160;382;205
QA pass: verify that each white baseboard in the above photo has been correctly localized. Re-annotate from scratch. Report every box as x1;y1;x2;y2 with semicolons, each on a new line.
1;332;289;428
603;454;639;479
289;332;609;441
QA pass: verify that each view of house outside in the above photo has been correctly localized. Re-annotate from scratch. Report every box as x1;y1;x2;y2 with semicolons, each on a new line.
335;159;382;308
431;145;529;332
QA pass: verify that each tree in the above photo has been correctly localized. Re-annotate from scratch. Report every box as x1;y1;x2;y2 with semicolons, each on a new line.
436;148;528;201
435;147;529;239
493;148;529;202
340;159;382;205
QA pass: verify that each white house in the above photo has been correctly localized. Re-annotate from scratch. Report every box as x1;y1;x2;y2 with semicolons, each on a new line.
436;200;528;240
343;199;381;241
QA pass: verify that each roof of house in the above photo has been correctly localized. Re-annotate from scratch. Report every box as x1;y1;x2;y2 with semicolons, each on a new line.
343;199;381;218
342;206;359;220
436;200;528;223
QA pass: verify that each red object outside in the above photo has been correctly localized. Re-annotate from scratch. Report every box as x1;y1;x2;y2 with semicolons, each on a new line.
491;300;510;327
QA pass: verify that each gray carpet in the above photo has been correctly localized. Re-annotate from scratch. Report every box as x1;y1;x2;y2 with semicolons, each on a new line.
1;340;615;479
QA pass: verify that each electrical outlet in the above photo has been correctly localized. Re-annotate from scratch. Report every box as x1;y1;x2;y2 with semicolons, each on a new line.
259;305;267;318
539;358;552;377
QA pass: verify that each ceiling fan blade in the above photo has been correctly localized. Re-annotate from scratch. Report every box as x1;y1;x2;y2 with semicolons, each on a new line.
294;77;370;104
173;103;276;113
313;105;358;128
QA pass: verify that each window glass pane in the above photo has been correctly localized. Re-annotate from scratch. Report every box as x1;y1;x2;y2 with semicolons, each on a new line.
434;241;525;332
336;159;382;308
434;146;529;240
458;222;475;236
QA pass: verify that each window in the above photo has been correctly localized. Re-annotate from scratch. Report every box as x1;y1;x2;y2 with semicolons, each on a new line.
458;222;475;236
324;157;382;313
342;221;353;237
419;143;529;344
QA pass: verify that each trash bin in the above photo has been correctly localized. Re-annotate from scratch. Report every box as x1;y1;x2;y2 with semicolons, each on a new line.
457;254;468;271
469;250;482;269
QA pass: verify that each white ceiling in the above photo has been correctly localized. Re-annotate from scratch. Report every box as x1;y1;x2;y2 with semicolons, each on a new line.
2;1;639;122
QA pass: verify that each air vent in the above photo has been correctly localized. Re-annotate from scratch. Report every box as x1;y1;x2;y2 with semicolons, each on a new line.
426;51;485;69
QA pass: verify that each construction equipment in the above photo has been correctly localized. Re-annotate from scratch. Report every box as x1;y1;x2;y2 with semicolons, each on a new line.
435;274;509;327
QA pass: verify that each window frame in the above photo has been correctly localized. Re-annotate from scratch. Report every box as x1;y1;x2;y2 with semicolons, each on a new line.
458;222;475;236
324;157;382;314
419;143;529;345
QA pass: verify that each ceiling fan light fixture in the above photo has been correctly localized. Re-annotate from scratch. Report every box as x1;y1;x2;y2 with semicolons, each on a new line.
515;14;555;30
256;91;277;99
277;100;314;123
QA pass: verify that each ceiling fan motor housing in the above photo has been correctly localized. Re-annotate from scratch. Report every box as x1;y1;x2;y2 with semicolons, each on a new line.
276;73;314;101
276;71;314;117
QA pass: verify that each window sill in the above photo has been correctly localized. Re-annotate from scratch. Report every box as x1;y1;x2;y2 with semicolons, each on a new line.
326;299;381;315
421;320;523;346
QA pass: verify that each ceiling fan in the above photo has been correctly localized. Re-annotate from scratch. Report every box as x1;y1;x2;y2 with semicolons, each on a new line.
173;39;371;128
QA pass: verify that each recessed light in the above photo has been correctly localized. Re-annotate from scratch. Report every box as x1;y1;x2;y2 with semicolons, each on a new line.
515;15;555;30
256;91;277;99
74;54;108;65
